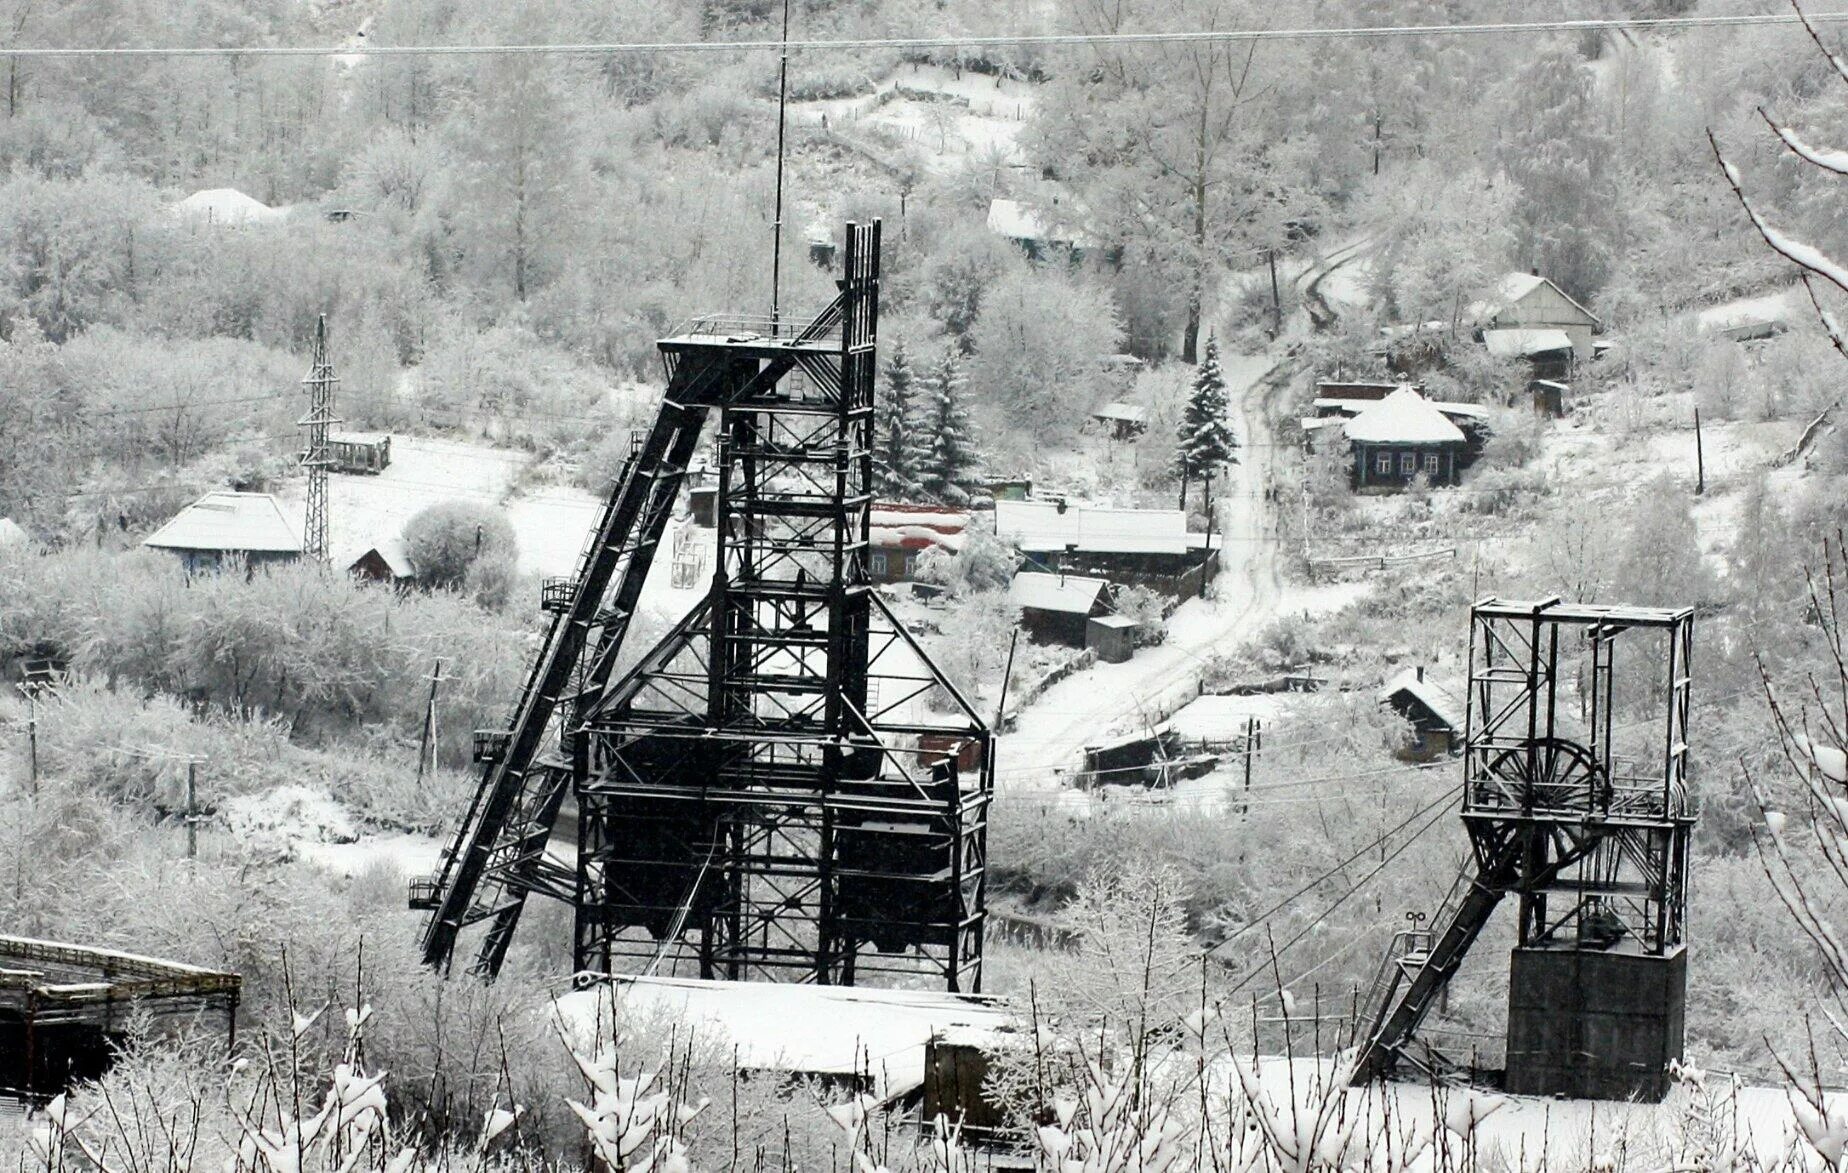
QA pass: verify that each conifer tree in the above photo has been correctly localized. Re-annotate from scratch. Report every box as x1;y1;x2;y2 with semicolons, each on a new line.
875;338;926;496
1173;335;1238;511
919;346;981;505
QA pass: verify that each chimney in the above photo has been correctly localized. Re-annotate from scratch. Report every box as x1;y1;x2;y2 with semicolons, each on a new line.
1530;267;1539;277
1416;666;1425;682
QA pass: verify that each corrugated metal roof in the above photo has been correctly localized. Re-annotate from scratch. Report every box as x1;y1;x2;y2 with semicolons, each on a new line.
1009;570;1109;614
994;499;1192;555
143;491;302;554
1483;327;1573;358
1340;388;1467;446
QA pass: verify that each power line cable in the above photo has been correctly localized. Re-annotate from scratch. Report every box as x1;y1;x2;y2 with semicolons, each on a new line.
1;11;1845;59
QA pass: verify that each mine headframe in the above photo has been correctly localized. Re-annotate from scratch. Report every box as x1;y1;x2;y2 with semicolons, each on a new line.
1352;597;1694;1102
412;222;992;991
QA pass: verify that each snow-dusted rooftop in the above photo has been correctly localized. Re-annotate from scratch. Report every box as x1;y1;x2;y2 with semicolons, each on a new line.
329;430;390;446
0;517;26;549
554;976;1015;1097
1483;327;1574;358
144;490;302;554
986;198;1093;247
1471;271;1601;328
1009;570;1109;614
1380;667;1464;731
170;188;288;227
351;535;414;578
994;499;1193;555
869;503;968;554
1339;388;1468;446
1092;400;1147;424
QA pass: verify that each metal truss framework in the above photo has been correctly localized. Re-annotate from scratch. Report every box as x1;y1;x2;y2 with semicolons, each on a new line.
1353;597;1694;1084
298;315;340;564
415;222;991;990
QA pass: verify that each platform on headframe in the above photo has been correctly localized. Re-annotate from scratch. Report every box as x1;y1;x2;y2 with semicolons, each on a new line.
0;935;239;1100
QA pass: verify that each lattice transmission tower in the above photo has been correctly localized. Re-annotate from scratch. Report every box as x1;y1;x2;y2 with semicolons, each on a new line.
298;315;341;564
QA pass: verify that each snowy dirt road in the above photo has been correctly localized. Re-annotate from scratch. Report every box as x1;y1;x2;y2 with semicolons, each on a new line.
994;353;1349;791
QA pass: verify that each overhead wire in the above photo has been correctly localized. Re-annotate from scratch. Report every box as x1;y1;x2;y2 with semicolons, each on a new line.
0;11;1844;60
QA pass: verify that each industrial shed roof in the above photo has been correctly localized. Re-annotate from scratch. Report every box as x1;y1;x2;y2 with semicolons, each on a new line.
994;499;1193;555
143;491;303;554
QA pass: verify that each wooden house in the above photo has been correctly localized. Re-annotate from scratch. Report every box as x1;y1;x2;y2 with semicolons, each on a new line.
1470;271;1601;360
868;503;969;583
326;431;391;474
1330;387;1471;491
994;499;1218;601
348;536;415;587
1483;327;1575;381
1009;571;1112;646
1381;666;1463;762
1085;614;1139;663
1530;378;1570;418
1309;383;1490;462
1089;401;1148;441
142;490;302;573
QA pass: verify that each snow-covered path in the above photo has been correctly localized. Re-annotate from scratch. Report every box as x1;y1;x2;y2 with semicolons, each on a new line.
994;354;1310;790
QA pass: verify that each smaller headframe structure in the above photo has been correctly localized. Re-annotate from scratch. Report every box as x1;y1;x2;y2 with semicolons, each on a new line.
0;935;240;1102
1354;597;1695;1101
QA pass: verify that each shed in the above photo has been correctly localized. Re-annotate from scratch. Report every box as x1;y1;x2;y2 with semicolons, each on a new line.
984;475;1032;502
142;490;302;573
1089;401;1148;440
348;536;415;586
1085;613;1139;663
1470;271;1601;358
1380;666;1464;761
1530;379;1570;418
986;197;1095;260
1339;387;1470;490
326;431;391;474
869;503;969;582
1483;327;1575;381
1009;571;1111;646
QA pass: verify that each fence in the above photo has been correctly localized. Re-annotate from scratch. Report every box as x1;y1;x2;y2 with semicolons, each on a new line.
1307;546;1456;580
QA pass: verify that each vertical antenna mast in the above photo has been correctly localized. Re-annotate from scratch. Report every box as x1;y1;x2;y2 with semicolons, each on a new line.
770;0;791;337
299;314;340;564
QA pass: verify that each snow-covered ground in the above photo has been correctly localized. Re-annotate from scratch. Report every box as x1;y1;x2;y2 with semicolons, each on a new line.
794;62;1039;174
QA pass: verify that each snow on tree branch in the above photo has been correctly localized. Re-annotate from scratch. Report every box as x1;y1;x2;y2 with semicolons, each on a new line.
1759;106;1848;176
1790;0;1848;91
1709;128;1848;299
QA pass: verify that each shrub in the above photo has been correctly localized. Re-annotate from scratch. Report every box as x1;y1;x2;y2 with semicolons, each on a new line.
401;500;519;597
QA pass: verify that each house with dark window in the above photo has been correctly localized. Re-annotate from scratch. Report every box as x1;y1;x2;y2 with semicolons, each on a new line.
994;499;1218;601
1381;666;1464;762
1089;401;1147;441
1309;382;1489;463
869;504;969;583
143;490;302;573
1331;387;1471;490
1009;571;1112;646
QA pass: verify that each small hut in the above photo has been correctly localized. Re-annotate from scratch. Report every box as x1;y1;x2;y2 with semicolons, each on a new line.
142;491;302;573
1380;666;1464;761
1009;571;1112;646
327;431;392;474
348;536;416;587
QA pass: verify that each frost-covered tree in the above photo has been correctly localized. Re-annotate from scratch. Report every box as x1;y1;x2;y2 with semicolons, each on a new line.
918;347;982;505
1495;46;1620;302
874;337;927;496
966;266;1123;440
1173;336;1238;511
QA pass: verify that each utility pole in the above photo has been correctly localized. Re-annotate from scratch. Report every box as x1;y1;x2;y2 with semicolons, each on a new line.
22;686;38;797
1240;716;1258;814
1267;249;1283;338
769;0;792;337
416;660;444;785
299;315;341;564
1693;407;1706;495
185;759;199;860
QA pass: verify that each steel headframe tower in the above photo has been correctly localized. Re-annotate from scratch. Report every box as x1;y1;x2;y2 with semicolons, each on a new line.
1354;597;1694;1101
413;221;991;990
298;315;340;564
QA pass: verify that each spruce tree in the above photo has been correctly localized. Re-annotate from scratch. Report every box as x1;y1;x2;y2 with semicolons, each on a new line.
919;346;981;505
1173;335;1238;512
875;339;926;496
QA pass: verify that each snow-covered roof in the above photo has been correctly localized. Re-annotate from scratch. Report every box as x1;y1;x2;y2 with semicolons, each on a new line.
143;490;302;554
1339;388;1468;446
1092;401;1147;424
351;535;414;578
170;188;288;227
986;198;1093;247
1531;379;1570;391
554;977;1014;1099
329;430;389;446
994;499;1193;555
1380;667;1464;731
1165;694;1280;741
1089;614;1139;630
1471;271;1601;329
1482;327;1574;358
1428;400;1490;421
870;503;968;554
1009;570;1110;614
0;517;27;548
